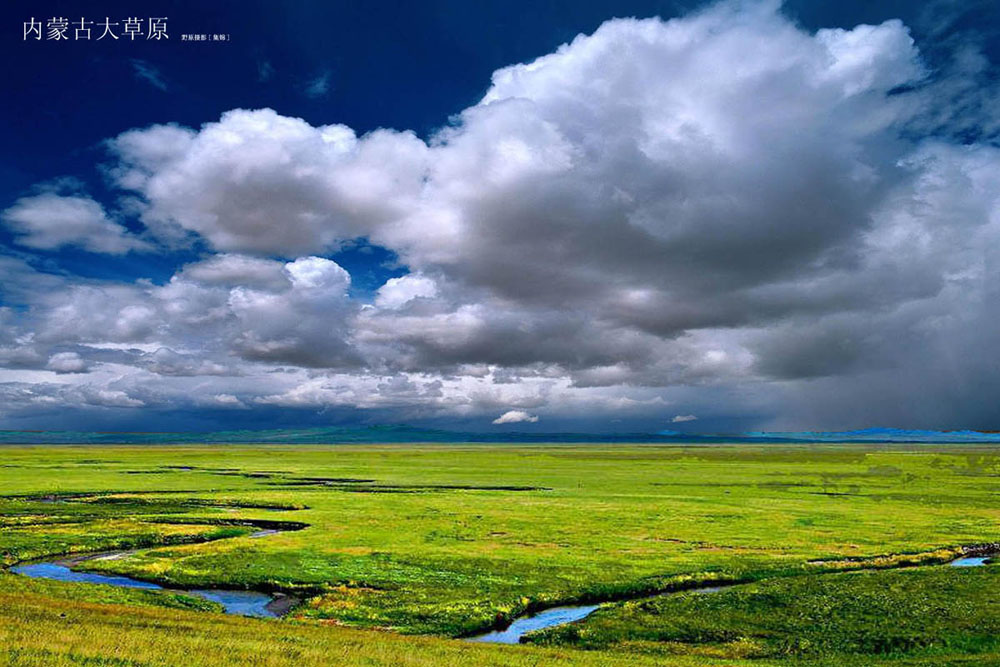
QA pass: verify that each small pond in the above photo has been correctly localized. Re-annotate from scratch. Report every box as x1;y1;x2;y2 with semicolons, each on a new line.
949;556;992;567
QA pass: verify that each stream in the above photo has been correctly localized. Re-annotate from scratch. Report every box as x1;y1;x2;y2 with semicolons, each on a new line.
9;528;301;618
466;584;726;643
466;604;601;643
466;554;994;643
9;542;995;638
11;560;285;617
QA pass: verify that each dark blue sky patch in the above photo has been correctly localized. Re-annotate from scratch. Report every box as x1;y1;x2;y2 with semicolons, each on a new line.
330;240;407;300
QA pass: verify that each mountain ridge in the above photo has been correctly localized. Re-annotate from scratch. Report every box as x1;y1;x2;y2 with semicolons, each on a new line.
1;426;999;444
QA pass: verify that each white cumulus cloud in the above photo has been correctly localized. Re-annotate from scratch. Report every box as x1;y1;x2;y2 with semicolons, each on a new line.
2;194;151;254
1;2;999;431
493;410;540;424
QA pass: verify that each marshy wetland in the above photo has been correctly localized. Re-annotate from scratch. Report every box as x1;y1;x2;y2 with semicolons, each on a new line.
1;443;998;665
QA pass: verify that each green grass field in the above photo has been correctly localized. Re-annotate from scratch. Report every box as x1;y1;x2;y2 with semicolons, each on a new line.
1;443;998;665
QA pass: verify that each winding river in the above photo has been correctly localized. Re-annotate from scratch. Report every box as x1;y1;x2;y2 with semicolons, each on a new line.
9;527;303;618
12;559;284;616
9;541;995;640
466;553;995;643
466;584;728;643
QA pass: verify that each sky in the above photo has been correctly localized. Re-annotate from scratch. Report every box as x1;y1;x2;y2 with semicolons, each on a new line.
1;0;998;433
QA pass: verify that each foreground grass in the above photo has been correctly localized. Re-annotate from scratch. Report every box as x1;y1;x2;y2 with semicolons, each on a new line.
0;572;222;613
1;443;998;664
0;579;707;667
2;568;997;666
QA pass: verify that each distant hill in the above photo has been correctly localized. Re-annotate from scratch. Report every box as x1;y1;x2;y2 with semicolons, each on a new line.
741;428;1000;443
1;425;999;444
0;425;743;445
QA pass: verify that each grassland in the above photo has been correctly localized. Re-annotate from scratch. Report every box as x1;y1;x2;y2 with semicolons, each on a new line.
0;443;998;665
527;564;1000;663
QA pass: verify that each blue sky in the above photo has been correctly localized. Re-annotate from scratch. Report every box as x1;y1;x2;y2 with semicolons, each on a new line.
1;1;999;432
